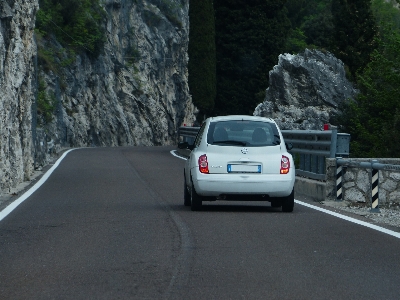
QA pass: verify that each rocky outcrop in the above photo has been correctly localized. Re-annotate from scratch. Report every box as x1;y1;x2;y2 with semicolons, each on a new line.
254;49;358;130
0;0;196;194
0;0;39;192
38;0;196;151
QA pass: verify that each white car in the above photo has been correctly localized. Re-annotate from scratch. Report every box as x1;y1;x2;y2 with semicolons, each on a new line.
179;115;295;212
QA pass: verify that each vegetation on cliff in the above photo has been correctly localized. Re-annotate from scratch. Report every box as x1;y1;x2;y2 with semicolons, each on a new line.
35;0;105;56
34;0;105;124
37;80;57;126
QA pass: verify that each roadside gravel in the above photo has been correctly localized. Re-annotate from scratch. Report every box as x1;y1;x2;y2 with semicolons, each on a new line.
339;206;400;228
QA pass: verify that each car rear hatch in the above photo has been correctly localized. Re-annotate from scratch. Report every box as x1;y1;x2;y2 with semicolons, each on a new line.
204;119;285;175
205;144;283;175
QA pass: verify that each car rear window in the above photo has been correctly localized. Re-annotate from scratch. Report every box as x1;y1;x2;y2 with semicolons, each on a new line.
207;120;281;147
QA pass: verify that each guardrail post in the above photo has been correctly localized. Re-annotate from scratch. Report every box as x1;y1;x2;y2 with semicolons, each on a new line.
370;160;380;213
330;128;338;158
299;154;305;170
318;156;325;175
305;154;311;173
336;157;343;201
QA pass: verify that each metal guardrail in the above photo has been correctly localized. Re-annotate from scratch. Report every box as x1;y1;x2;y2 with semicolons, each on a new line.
282;129;350;180
336;158;400;212
178;126;200;145
177;126;351;181
337;159;400;172
178;126;200;138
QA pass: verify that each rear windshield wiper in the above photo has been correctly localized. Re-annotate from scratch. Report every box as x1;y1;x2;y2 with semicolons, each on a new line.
212;140;247;146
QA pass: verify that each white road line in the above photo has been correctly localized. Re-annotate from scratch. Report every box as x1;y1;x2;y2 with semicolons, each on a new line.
170;150;187;160
0;149;76;222
295;200;400;239
170;149;400;239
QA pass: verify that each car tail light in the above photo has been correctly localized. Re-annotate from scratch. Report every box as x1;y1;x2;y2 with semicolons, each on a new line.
280;155;290;174
198;154;209;174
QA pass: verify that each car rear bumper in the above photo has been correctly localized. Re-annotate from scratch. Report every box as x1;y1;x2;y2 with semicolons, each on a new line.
193;172;295;197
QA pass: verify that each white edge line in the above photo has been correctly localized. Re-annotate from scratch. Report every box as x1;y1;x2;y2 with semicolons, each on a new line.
0;149;76;222
295;200;400;239
170;150;400;239
170;150;187;160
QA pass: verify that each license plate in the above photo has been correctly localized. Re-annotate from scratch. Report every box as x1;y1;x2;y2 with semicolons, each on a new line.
227;164;261;173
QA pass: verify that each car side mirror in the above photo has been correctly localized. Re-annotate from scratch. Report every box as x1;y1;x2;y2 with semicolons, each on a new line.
286;142;293;151
178;142;189;149
178;141;195;150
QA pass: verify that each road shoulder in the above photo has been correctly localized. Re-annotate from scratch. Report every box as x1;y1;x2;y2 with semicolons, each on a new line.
295;193;400;233
0;148;71;213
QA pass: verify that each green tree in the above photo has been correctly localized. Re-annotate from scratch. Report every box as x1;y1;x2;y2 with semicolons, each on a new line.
372;0;400;33
214;0;291;115
331;0;377;77
284;0;333;51
302;12;333;48
285;0;309;29
338;26;400;157
285;27;308;54
188;0;216;120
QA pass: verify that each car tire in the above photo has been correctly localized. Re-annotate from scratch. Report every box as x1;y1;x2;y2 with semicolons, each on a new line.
190;178;203;211
282;189;294;212
184;172;191;206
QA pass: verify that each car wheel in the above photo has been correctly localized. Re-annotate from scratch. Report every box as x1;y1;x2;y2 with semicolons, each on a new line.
190;178;203;211
184;172;191;206
282;189;294;212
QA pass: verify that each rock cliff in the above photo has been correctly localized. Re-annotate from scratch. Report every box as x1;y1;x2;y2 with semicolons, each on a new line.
254;49;358;130
38;0;195;151
0;0;39;192
0;0;195;194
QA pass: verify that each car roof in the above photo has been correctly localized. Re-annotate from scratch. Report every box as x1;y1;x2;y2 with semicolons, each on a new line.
207;115;276;124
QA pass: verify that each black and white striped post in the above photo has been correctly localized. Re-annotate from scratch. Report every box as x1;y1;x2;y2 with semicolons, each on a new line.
336;157;343;201
370;160;380;213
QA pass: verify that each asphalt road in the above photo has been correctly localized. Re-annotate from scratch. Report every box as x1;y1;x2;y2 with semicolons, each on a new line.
1;146;400;299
